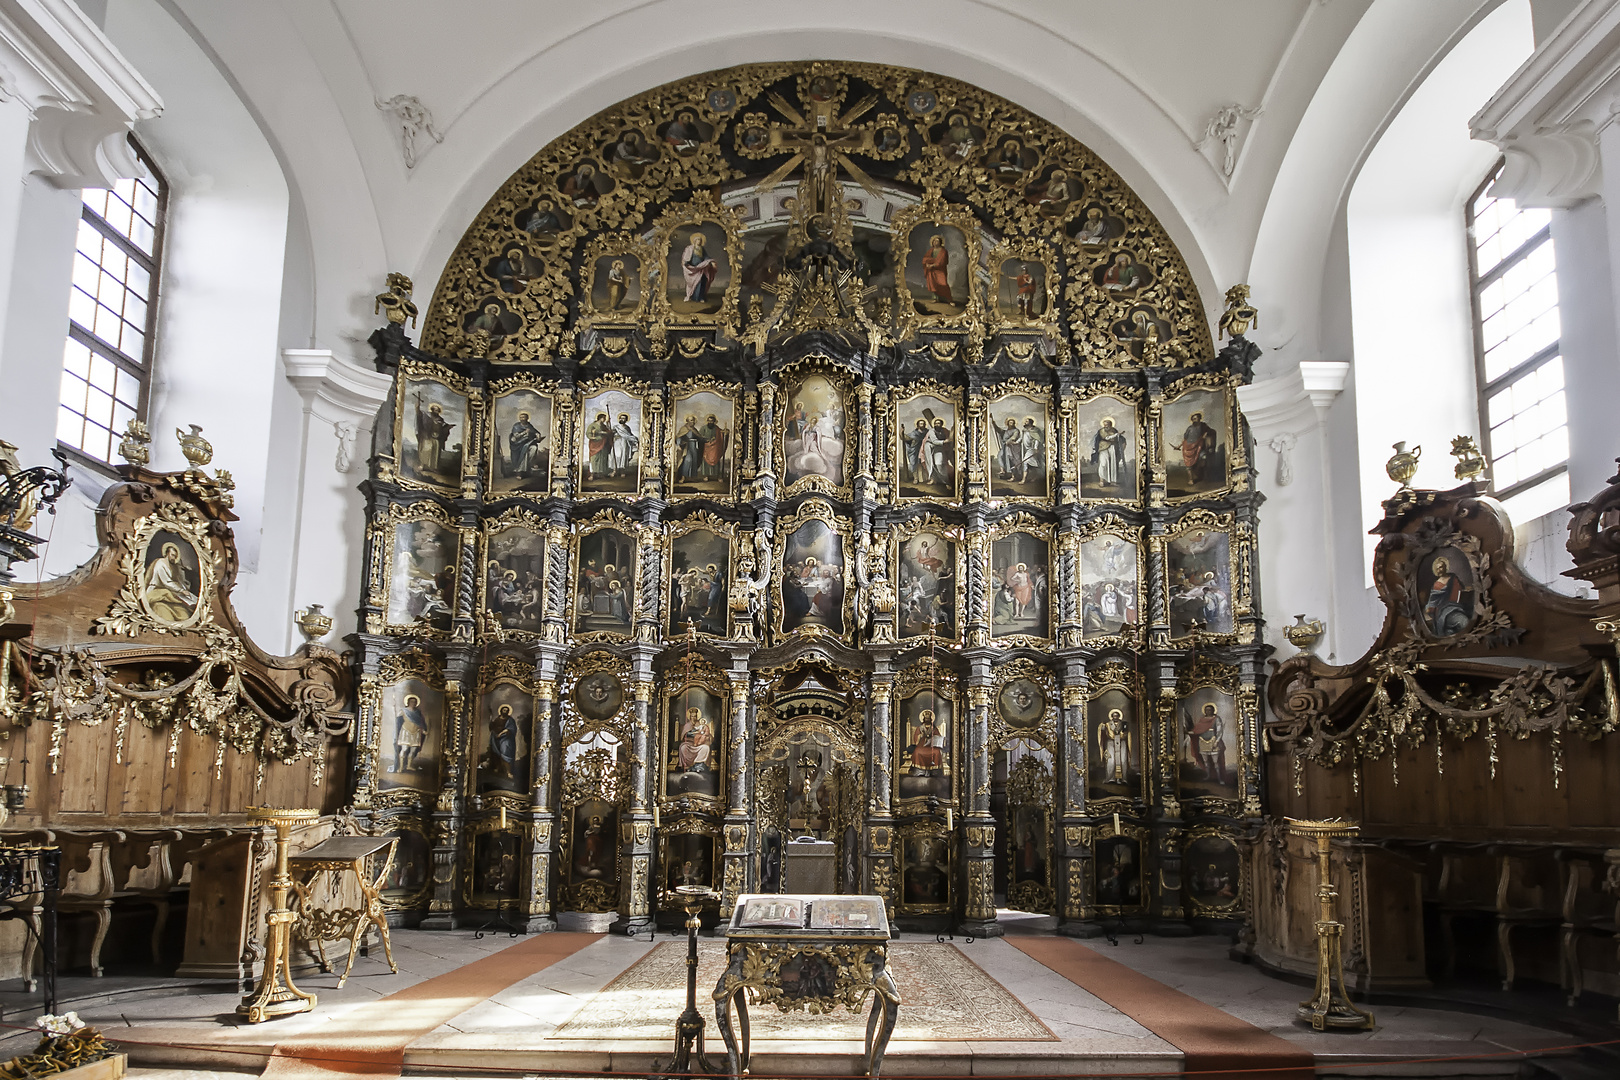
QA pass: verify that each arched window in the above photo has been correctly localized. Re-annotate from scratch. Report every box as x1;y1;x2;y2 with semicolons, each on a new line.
1465;163;1569;516
56;138;167;466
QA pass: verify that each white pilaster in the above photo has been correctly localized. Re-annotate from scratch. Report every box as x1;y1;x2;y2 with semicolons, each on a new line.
279;348;392;652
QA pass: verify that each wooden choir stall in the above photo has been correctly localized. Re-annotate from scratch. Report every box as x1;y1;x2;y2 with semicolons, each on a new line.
0;428;353;990
1255;457;1620;1006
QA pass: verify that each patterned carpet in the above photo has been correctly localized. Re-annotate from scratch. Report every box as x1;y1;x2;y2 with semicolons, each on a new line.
550;940;1056;1042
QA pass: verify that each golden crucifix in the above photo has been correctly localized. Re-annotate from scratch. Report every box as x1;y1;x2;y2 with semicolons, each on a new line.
751;84;888;215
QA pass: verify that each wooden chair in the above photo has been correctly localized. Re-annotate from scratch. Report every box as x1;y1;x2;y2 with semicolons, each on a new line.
1495;850;1563;991
1557;853;1614;1005
109;829;183;966
1435;846;1499;979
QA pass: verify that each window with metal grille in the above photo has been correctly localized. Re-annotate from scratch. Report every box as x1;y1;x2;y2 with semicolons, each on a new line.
57;140;166;466
1466;163;1569;518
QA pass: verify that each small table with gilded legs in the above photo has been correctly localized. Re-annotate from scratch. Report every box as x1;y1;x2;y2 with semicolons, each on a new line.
713;894;898;1078
287;835;399;987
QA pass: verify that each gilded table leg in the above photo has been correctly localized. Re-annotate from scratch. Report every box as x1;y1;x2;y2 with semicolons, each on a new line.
368;839;399;974
863;967;901;1078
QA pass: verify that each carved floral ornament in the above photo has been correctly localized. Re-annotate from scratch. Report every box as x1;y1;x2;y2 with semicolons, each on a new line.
418;61;1214;367
4;499;349;778
1268;514;1618;791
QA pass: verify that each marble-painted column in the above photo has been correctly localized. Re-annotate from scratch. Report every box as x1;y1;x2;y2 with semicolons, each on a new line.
958;650;1002;937
1055;653;1097;937
618;648;657;934
522;644;564;932
721;649;755;917
425;645;475;930
866;651;898;916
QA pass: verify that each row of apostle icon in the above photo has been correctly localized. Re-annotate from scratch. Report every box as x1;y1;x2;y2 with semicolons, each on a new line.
394;366;1237;505
371;668;1246;812
382;509;1240;647
468;207;1161;342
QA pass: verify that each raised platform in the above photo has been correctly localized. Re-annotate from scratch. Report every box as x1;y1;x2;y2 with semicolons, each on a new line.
25;922;1600;1080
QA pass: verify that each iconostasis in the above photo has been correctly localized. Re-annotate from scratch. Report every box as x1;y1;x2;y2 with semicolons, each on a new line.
351;61;1264;935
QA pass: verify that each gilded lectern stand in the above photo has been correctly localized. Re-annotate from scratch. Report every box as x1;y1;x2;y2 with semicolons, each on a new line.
1287;818;1374;1031
654;885;719;1078
238;806;321;1022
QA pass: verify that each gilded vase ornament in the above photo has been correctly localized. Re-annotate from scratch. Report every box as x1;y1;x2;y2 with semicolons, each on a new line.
1284;614;1325;655
1385;441;1420;490
176;425;213;469
1449;435;1487;483
295;604;333;642
117;420;151;466
1218;283;1258;340
374;272;418;328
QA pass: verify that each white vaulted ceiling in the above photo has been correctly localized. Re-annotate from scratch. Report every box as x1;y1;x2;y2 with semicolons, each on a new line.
153;0;1503;366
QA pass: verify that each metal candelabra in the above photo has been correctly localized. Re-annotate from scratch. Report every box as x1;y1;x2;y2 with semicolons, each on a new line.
654;885;720;1078
1288;817;1374;1031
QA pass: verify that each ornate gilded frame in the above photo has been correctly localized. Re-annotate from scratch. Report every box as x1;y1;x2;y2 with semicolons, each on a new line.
93;500;221;638
1084;659;1149;812
1156;374;1236;504
378;500;463;640
988;658;1060;749
773;498;856;644
485;371;557;495
890;378;963;504
472;653;537;806
570;510;640;643
890;514;965;646
891;657;960;812
1183;825;1247;918
656;817;722;910
664;510;735;640
1174;655;1247;817
665;377;741;501
890;188;987;338
369;650;452;808
558;652;634;914
658;652;730;814
1158;508;1240;646
1393;519;1518;647
650;191;744;333
579;234;655;330
986;513;1056;647
986;239;1061;334
1091;818;1151;917
1004;750;1056;914
1074;380;1146;506
575;373;649;496
897;819;953;917
774;356;856;501
982;379;1054;502
374;815;433;913
1075;514;1145;650
391;359;475;496
480;507;550;642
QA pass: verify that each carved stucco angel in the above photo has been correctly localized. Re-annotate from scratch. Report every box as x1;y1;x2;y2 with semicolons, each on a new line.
730;527;773;639
853;530;895;643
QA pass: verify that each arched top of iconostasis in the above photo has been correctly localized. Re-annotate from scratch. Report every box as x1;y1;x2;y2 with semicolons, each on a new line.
421;60;1214;368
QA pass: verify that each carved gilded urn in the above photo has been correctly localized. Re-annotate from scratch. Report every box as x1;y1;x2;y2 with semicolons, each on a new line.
1385;441;1421;490
295;604;333;642
1284;614;1325;655
176;425;213;469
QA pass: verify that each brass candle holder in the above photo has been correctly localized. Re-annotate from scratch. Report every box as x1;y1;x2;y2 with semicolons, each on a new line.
1287;818;1374;1031
653;885;719;1078
238;806;321;1022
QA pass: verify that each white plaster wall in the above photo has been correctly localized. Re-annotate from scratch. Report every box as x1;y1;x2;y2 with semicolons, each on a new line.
0;0;298;648
1347;0;1534;579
